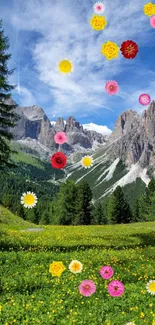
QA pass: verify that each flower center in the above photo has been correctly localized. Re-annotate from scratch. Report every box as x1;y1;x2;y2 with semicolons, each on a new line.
114;286;118;291
149;282;155;291
105;270;109;274
56;157;63;164
126;45;134;54
97;5;101;10
110;85;114;90
85;285;90;290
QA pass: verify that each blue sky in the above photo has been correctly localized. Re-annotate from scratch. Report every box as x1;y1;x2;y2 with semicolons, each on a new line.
1;0;155;134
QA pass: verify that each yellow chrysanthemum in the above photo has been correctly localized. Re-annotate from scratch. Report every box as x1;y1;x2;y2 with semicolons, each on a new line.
101;41;119;60
49;261;66;277
81;156;94;168
58;60;73;74
69;260;83;274
143;2;155;16
90;14;107;31
146;280;155;295
20;192;37;209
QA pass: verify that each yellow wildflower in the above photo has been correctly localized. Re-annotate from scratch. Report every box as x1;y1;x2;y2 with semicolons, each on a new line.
101;41;119;60
49;261;66;277
90;14;107;31
143;2;155;16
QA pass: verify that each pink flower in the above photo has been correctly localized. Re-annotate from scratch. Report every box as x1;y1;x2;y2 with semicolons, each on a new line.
150;16;155;28
107;280;124;297
100;266;114;279
139;94;151;106
79;280;96;297
105;80;119;95
54;132;68;144
93;2;105;14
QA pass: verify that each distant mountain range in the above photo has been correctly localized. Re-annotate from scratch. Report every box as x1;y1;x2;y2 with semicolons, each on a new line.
9;98;107;161
7;98;155;207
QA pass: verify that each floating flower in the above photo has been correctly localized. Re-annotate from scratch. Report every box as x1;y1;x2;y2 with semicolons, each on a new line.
100;266;114;279
120;40;139;59
81;155;94;169
58;60;73;74
146;280;155;295
49;261;66;277
90;14;107;31
93;2;105;14
54;132;68;145
79;280;96;297
105;81;119;95
69;260;83;274
107;280;124;297
101;41;119;60
139;93;151;106
125;323;136;325
51;152;67;169
21;192;37;209
143;2;155;16
150;15;155;27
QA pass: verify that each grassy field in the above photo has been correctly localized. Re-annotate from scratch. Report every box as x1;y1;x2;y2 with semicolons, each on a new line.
0;206;155;325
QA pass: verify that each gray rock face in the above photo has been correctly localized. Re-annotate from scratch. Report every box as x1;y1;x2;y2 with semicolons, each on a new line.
108;101;155;168
11;102;106;155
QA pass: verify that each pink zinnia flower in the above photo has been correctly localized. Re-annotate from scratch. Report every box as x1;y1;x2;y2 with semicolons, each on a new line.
150;16;155;28
105;80;119;95
139;94;151;106
100;266;114;279
107;280;124;297
79;280;96;297
54;132;68;144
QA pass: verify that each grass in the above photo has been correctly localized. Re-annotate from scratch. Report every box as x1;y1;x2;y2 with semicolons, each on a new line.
0;206;155;325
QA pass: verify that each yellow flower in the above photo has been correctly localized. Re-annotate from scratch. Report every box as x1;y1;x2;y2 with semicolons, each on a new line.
81;155;94;168
90;14;107;31
21;192;37;208
49;261;66;277
146;280;155;295
152;320;155;325
69;260;83;274
101;41;119;60
58;60;73;74
143;2;155;16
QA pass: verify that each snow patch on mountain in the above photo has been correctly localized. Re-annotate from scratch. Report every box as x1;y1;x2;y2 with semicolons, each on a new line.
99;162;150;200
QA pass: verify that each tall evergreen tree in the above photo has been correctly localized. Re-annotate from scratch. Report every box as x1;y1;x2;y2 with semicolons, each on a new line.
0;20;19;168
92;202;107;224
75;181;93;225
107;186;132;224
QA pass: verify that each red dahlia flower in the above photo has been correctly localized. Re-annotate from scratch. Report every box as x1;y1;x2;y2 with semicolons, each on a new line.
51;152;67;169
120;40;139;59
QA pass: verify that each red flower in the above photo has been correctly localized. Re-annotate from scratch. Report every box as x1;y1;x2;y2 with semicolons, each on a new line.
51;152;67;169
120;40;139;59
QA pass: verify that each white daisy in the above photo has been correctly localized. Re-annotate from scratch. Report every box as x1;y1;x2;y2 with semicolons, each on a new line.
69;260;83;274
81;155;94;169
146;280;155;295
21;191;38;209
93;2;105;14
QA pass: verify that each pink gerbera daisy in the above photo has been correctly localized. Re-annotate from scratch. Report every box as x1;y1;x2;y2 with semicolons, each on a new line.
105;80;119;95
139;94;151;106
100;266;114;279
79;280;96;297
93;2;105;14
107;280;124;297
54;132;68;144
150;16;155;28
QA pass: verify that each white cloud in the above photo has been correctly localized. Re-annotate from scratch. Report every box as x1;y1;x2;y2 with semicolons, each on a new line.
83;122;112;135
15;86;36;107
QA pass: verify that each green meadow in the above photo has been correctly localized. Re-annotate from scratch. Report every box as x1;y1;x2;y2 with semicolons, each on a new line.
0;206;155;325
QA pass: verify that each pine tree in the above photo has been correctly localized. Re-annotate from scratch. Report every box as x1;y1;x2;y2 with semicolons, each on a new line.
107;186;132;224
133;198;141;222
0;20;19;169
93;202;107;224
75;181;93;225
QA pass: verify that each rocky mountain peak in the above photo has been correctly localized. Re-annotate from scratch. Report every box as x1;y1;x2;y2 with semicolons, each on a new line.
54;117;65;132
21;105;45;121
109;109;140;143
65;116;83;132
